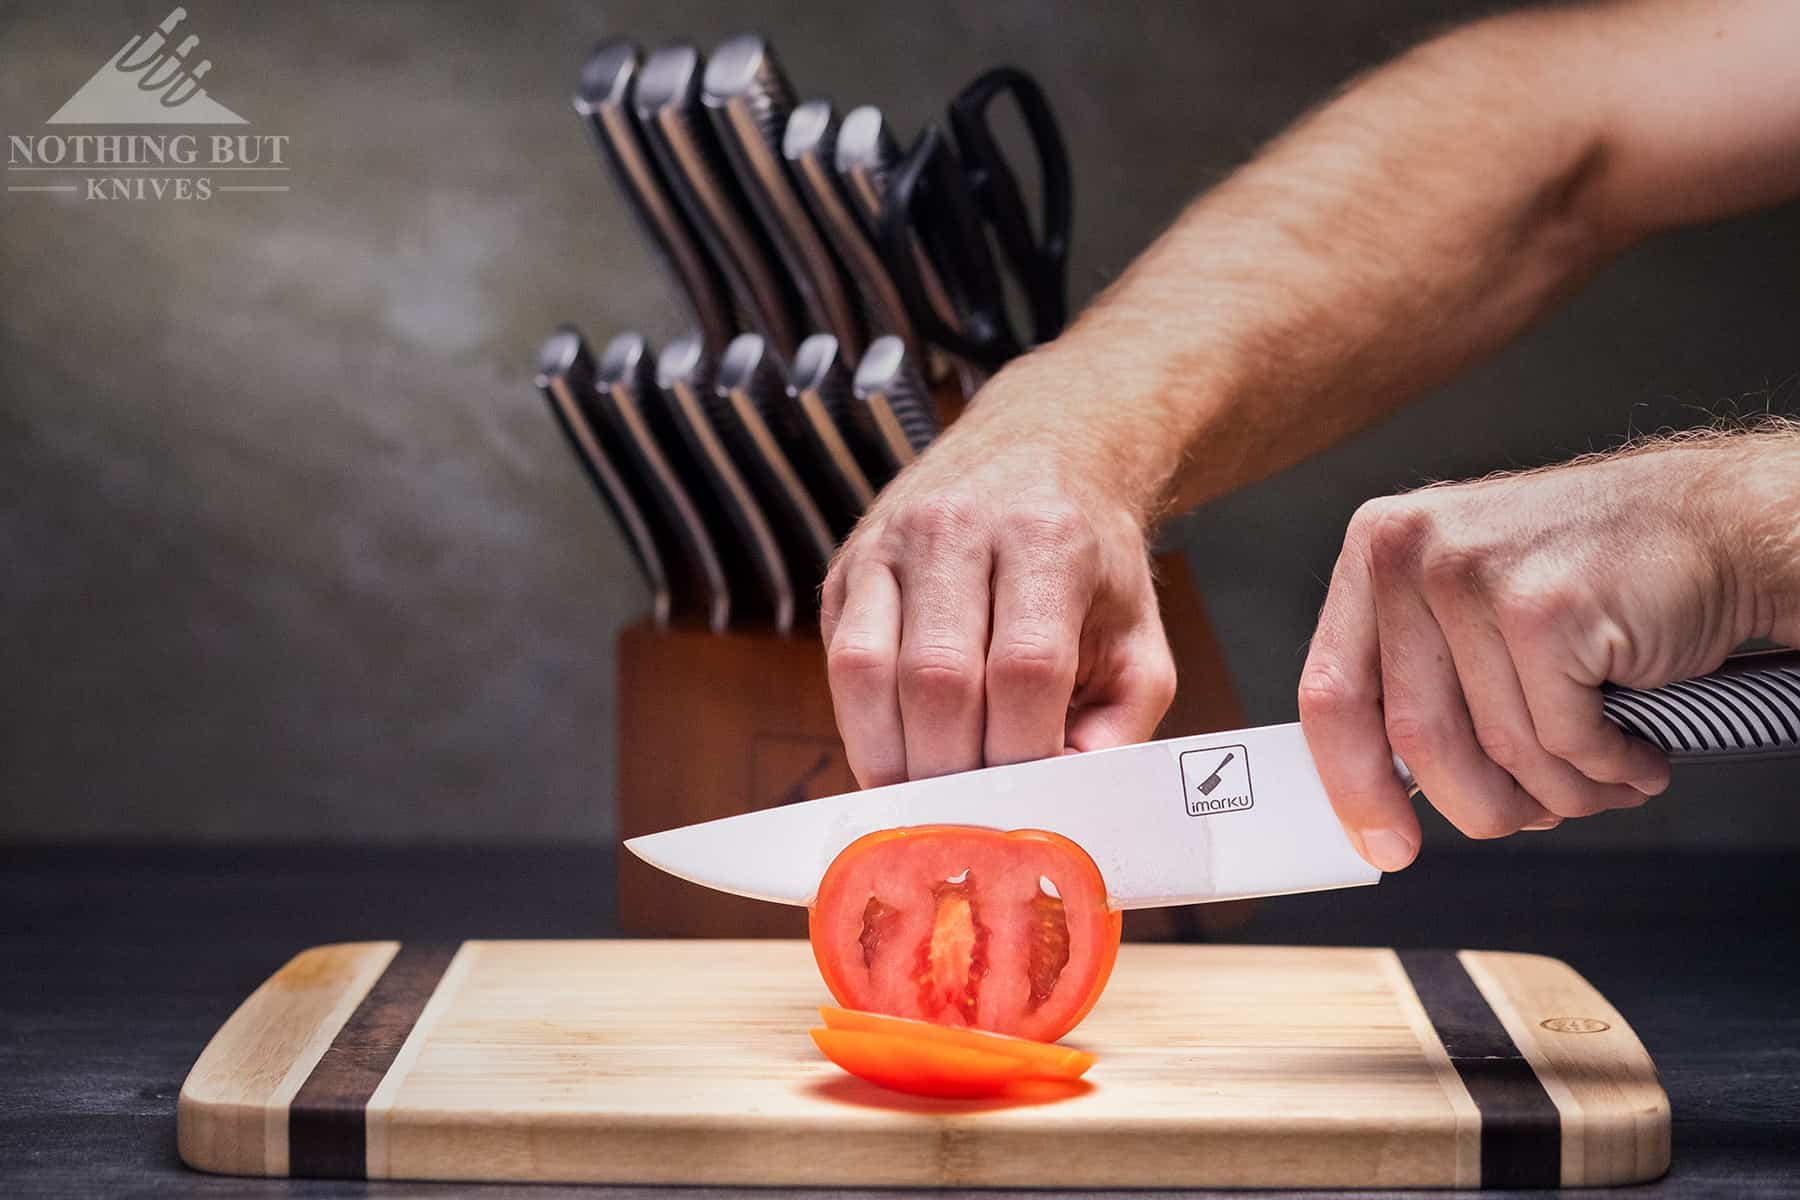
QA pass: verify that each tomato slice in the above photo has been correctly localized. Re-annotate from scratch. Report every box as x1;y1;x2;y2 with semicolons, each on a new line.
808;826;1123;1042
810;1028;1041;1098
818;1006;1095;1079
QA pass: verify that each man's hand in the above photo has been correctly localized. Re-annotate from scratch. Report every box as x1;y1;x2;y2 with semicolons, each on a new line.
815;0;1800;790
1299;434;1800;871
819;362;1177;788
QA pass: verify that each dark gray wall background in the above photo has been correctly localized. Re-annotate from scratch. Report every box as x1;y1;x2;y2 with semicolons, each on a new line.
3;1;1795;848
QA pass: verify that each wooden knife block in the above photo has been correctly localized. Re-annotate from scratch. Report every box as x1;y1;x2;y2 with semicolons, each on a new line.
615;549;1250;940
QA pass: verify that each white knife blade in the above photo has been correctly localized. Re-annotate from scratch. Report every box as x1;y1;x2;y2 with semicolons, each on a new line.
624;721;1381;910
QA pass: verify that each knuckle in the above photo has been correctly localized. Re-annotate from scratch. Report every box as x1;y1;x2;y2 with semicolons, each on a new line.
1384;710;1452;762
1470;720;1529;770
1494;580;1585;644
1296;660;1372;721
1361;500;1436;573
1002;500;1091;553
1535;720;1613;768
898;645;981;706
826;639;893;693
896;495;980;547
1419;542;1489;598
987;635;1071;691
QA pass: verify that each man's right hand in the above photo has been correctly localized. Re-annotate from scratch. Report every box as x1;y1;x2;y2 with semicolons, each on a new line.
819;359;1177;789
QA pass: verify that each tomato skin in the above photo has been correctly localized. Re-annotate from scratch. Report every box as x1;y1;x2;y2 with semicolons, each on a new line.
819;1006;1094;1078
810;1028;1037;1098
808;826;1121;1042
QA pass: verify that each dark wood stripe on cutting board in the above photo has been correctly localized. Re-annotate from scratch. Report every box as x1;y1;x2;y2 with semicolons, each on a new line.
1398;949;1561;1189
288;941;459;1179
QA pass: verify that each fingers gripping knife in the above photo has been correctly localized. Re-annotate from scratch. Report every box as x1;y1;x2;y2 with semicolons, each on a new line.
1396;649;1800;799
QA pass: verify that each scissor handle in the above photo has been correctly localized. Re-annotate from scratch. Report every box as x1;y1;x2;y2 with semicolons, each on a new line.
948;65;1071;343
879;126;1021;374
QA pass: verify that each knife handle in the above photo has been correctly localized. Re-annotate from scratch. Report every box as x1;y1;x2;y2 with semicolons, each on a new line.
1600;648;1800;761
535;327;673;627
1397;648;1800;797
704;35;865;356
850;335;940;480
786;100;922;362
576;41;736;355
636;44;802;357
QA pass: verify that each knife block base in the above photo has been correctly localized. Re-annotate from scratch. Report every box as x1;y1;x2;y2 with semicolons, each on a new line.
614;551;1251;940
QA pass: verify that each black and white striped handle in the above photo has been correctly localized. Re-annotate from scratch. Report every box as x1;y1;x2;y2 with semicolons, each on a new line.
1397;649;1800;797
1601;648;1800;762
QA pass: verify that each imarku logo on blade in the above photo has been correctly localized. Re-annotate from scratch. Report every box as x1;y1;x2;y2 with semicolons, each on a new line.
1178;744;1254;817
6;7;291;202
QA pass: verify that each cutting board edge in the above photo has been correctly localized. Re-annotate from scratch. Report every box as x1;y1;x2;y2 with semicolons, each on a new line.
178;940;400;1177
1460;949;1671;1186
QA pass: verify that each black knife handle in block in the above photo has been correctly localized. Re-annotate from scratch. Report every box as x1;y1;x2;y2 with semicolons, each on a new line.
595;333;733;632
652;333;795;633
788;334;876;536
535;327;672;627
704;34;864;356
712;334;835;601
576;41;736;353
850;335;940;480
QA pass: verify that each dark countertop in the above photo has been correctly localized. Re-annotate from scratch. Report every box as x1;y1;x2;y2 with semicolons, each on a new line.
3;844;1796;1199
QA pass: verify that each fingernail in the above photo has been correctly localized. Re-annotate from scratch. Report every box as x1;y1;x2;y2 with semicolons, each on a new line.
1522;816;1563;831
1360;828;1417;873
1633;776;1669;798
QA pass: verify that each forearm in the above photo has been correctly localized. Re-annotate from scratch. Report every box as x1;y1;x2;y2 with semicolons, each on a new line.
963;0;1800;526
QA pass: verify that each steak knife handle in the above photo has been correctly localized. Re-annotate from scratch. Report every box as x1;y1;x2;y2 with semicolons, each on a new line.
1396;648;1800;797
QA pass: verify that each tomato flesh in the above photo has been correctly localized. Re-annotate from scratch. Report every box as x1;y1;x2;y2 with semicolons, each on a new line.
809;826;1122;1042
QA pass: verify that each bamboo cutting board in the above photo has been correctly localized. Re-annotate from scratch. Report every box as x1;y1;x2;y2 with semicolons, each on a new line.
179;940;1667;1189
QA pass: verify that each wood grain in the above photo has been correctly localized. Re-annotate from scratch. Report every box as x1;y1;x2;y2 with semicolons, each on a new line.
1462;950;1672;1186
177;941;397;1177
178;940;1668;1188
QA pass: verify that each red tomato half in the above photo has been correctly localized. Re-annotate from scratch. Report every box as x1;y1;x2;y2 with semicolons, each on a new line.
808;826;1122;1042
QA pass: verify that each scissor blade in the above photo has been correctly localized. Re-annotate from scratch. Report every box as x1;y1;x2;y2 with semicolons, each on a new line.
624;721;1380;909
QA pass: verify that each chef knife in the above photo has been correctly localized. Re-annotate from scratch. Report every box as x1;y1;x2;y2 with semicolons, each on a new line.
652;332;796;633
711;333;837;602
784;334;876;535
850;334;941;482
627;649;1800;908
784;100;922;363
575;41;736;354
634;43;802;357
592;333;733;632
702;35;864;356
535;327;672;627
